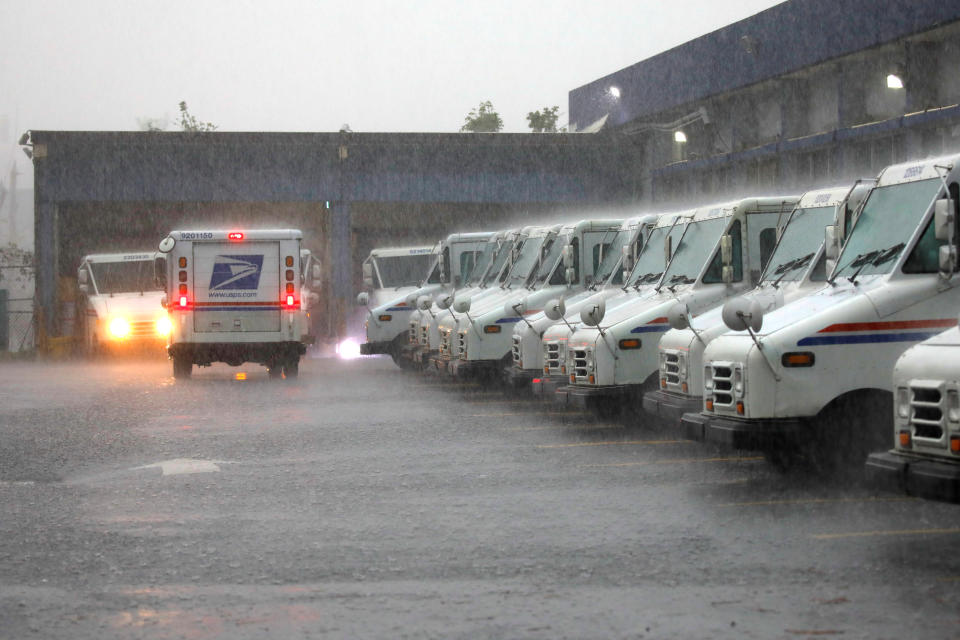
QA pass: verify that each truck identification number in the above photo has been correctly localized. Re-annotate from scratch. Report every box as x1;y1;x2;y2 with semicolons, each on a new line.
180;232;215;240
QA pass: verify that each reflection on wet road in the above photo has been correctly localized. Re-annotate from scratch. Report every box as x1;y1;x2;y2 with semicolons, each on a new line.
0;356;958;638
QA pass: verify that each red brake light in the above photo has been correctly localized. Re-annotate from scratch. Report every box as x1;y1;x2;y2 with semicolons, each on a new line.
178;295;189;308
286;294;295;307
228;232;244;241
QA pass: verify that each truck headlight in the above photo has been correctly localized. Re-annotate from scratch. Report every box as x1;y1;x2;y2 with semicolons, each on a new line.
734;366;743;397
949;389;960;423
896;387;909;419
108;317;131;339
155;316;172;337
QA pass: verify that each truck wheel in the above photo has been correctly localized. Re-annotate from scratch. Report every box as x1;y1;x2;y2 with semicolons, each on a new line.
283;358;299;379
268;364;283;379
172;356;192;379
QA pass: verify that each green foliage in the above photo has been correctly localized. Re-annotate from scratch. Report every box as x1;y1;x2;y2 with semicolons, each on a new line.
460;101;503;133
526;106;564;133
0;242;33;284
178;101;218;132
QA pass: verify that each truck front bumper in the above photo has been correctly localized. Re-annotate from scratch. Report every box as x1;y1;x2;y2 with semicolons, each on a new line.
642;389;702;424
554;384;630;409
360;340;391;356
447;358;498;380
681;412;803;450
503;366;535;388
532;375;565;399
865;451;960;503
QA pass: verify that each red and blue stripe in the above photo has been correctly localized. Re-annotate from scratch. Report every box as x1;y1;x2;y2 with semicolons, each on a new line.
796;319;956;346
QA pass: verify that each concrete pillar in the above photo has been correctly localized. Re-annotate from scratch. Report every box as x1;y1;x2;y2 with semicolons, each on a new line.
34;197;57;337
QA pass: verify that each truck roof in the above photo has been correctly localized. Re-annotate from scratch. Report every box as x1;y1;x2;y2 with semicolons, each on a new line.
796;184;860;209
877;152;960;187
368;245;435;258
82;252;157;263
165;229;303;241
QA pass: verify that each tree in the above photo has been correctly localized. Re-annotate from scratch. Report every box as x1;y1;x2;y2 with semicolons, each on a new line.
460;100;503;133
178;101;218;132
526;106;564;133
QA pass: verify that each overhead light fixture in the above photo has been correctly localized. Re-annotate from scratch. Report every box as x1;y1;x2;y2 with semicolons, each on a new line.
887;73;904;89
674;130;687;143
609;86;621;99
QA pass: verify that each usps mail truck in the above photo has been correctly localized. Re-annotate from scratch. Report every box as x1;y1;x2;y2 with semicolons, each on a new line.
158;229;307;379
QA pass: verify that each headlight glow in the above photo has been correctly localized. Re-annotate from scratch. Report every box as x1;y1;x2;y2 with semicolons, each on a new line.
156;316;173;337
108;317;131;339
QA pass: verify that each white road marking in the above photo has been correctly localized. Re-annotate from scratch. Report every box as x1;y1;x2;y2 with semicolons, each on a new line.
132;458;225;476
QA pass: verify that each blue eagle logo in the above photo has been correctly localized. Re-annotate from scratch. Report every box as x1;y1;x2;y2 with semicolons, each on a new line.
209;255;264;291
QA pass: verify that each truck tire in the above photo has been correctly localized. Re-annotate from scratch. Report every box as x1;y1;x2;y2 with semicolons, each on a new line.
283;358;299;379
172;356;192;379
268;364;283;379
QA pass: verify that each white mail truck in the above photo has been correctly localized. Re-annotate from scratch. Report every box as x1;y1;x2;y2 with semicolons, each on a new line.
157;229;307;379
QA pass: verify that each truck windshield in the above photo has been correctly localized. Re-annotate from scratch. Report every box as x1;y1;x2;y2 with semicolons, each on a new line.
624;223;685;287
761;205;835;283
464;241;498;286
90;260;161;295
530;234;567;286
592;229;630;285
375;254;435;288
482;239;515;286
832;178;941;279
505;235;547;288
662;216;728;285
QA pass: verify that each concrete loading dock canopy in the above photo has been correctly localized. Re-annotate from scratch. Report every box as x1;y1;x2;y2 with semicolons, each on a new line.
28;130;638;341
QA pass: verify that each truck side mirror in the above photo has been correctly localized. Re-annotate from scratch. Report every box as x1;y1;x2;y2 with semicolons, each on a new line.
935;198;956;242
939;245;957;279
720;234;733;266
565;267;576;284
824;225;840;260
722;297;764;332
581;299;606;327
356;292;370;306
667;303;689;330
77;268;88;285
561;244;575;268
362;262;374;288
620;245;634;273
721;266;734;285
544;298;565;321
154;257;166;289
311;263;322;287
664;236;673;265
79;283;89;295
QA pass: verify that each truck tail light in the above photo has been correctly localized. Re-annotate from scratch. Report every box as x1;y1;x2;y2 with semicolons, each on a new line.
228;232;244;241
179;283;187;295
178;295;190;309
286;269;295;281
899;430;912;448
285;255;294;267
286;282;294;294
178;257;187;268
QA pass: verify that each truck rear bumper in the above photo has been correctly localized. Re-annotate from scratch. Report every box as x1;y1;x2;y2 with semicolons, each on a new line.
169;341;305;366
681;412;803;450
642;390;701;424
865;451;960;503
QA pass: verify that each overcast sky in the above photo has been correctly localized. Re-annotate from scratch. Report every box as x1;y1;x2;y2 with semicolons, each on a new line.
1;0;782;137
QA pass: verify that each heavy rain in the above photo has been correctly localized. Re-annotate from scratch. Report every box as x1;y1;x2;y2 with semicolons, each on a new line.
3;1;960;638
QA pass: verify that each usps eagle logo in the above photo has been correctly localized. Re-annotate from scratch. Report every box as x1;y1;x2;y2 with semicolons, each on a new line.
209;255;264;291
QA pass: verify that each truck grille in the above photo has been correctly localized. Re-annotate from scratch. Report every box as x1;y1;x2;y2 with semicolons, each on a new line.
419;324;429;346
571;348;592;382
130;321;155;337
458;331;467;359
512;335;521;365
710;364;735;408
664;352;681;385
909;385;945;440
408;320;418;344
439;329;451;356
544;342;565;374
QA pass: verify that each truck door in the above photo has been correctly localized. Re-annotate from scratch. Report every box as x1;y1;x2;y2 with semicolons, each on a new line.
192;241;282;333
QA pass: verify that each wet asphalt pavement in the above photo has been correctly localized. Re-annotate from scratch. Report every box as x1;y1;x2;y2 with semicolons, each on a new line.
0;355;959;639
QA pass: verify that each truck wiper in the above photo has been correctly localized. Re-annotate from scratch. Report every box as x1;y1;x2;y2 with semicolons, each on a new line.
666;273;695;292
846;242;905;285
630;271;662;290
768;252;814;288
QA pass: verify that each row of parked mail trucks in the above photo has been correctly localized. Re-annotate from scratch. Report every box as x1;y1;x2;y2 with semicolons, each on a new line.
360;152;960;504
